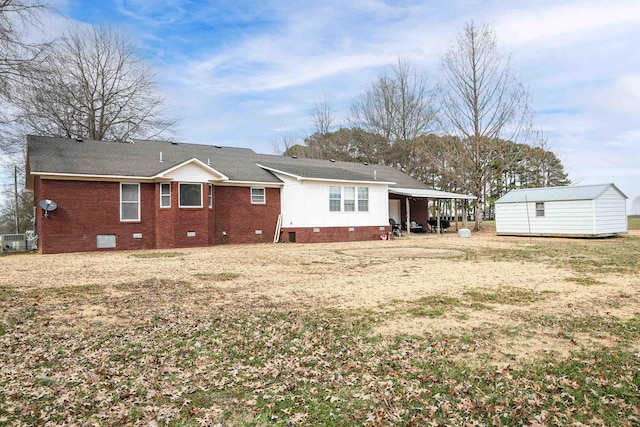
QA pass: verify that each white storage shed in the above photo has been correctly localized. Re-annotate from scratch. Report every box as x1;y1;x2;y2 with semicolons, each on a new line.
495;183;628;237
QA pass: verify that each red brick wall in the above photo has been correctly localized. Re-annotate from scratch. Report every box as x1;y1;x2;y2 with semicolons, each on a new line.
389;194;428;228
154;182;216;249
35;179;156;254
214;186;281;244
155;182;175;249
280;225;391;243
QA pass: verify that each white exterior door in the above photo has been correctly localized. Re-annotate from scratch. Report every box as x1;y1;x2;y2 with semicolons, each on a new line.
389;199;401;223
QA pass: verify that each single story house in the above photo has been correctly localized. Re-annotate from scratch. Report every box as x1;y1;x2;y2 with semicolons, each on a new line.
26;136;474;254
495;183;628;237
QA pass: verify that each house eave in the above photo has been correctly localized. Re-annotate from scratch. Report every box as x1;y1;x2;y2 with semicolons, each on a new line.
215;180;283;188
30;172;282;187
152;157;230;181
257;164;395;185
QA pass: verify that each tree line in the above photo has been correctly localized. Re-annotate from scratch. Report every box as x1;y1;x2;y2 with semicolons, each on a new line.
281;24;570;230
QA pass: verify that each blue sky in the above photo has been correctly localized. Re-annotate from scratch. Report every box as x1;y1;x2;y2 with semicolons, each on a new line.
17;1;640;210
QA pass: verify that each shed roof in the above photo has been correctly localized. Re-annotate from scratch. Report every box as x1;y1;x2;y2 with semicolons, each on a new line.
495;183;627;204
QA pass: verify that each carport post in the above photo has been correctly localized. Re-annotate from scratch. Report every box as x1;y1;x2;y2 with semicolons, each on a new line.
455;199;459;231
436;199;441;237
405;197;411;236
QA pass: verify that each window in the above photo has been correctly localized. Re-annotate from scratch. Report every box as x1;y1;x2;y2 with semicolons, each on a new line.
179;183;202;207
358;187;369;212
120;183;140;221
536;202;545;217
208;184;213;208
329;186;341;211
251;187;265;204
160;183;171;208
344;187;355;211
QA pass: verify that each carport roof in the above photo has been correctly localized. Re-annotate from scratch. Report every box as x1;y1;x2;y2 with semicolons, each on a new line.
390;188;476;200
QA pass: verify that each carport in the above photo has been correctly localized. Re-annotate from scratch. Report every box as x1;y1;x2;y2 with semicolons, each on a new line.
389;188;477;236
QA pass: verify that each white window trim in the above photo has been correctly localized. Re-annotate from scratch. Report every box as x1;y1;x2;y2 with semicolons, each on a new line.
358;187;369;212
344;186;356;212
329;185;341;212
160;182;171;208
208;184;213;209
330;186;370;212
120;182;140;222
535;202;545;217
178;182;203;208
251;187;266;204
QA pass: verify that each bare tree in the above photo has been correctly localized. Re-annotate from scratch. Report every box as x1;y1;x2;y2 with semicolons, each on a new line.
0;0;50;98
440;22;531;230
311;96;335;135
12;24;174;141
350;58;437;174
272;132;300;155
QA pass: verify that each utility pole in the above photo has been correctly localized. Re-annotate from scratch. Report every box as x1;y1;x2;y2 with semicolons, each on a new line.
14;165;19;234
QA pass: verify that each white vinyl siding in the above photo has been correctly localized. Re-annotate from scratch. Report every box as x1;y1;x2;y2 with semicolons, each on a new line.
594;186;628;234
179;183;202;208
496;186;627;236
160;183;171;208
120;183;140;221
251;187;266;204
275;174;387;228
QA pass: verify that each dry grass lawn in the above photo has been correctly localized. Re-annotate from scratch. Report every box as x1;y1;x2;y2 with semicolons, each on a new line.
1;226;639;425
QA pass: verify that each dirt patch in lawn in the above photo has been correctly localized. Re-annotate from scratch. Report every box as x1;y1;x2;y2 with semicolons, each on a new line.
340;247;464;258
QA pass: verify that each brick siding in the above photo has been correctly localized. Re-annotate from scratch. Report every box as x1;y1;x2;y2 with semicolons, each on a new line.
33;179;282;254
280;225;391;243
35;179;156;254
214;186;281;244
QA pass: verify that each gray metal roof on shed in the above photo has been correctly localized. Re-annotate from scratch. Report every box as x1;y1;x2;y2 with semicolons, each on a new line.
495;183;627;204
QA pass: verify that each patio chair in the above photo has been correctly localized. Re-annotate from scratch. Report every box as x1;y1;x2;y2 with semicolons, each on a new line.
389;218;402;237
405;220;426;233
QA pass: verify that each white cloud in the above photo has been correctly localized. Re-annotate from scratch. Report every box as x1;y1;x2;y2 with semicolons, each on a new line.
599;74;640;118
494;0;640;48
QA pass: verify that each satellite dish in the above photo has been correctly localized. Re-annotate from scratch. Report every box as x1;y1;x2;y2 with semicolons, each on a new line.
39;199;57;211
39;199;57;218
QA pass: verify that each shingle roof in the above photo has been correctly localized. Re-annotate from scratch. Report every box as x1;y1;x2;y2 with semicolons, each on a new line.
495;183;627;204
26;136;431;189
